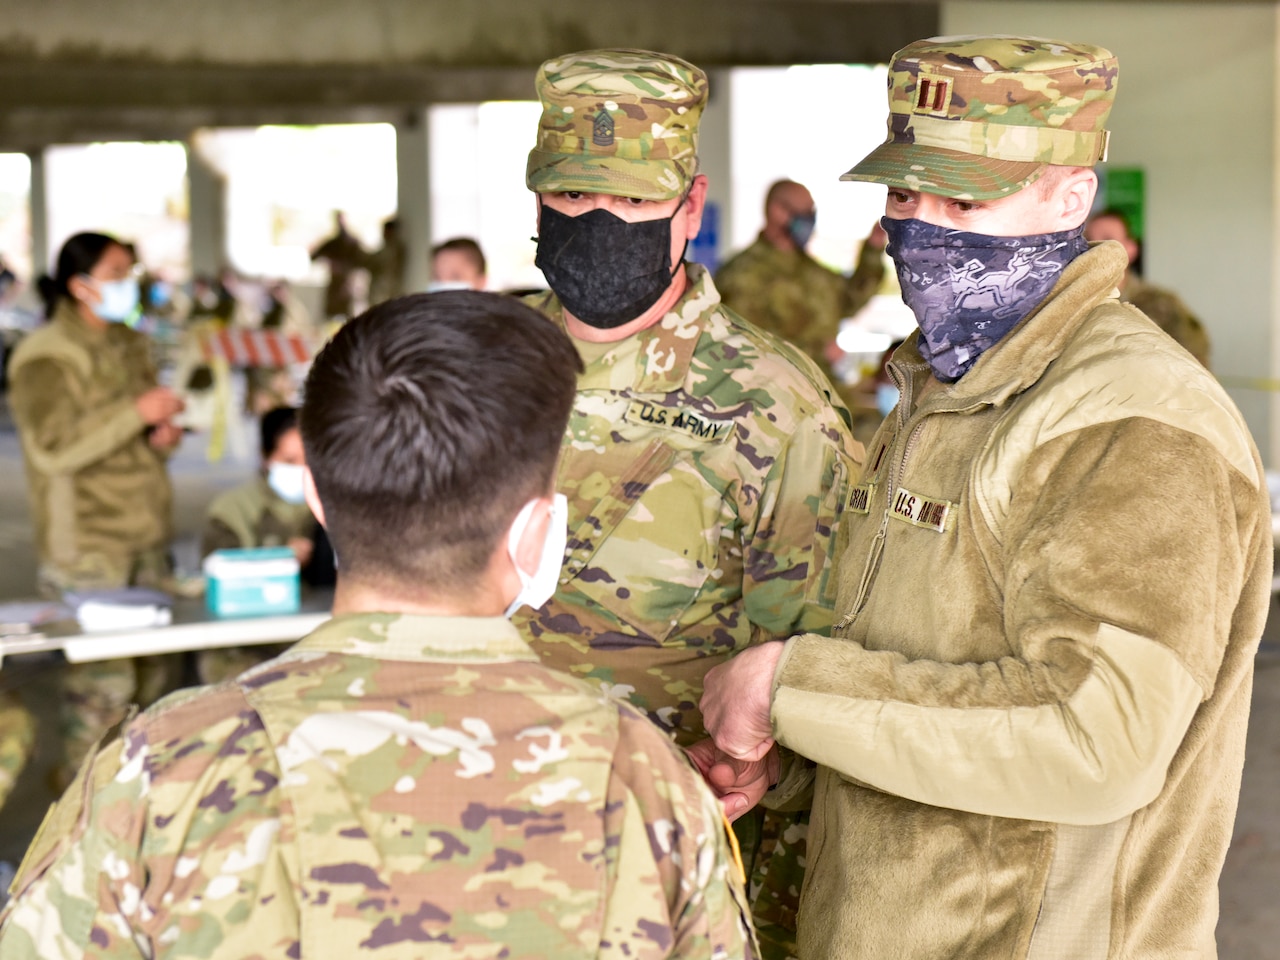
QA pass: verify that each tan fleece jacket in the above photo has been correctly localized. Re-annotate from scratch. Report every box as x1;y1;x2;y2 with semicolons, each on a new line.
9;301;172;584
771;241;1270;959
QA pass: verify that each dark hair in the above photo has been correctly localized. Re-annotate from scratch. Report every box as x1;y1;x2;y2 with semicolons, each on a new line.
37;231;122;318
1089;207;1134;237
300;291;581;594
260;406;299;460
431;237;486;276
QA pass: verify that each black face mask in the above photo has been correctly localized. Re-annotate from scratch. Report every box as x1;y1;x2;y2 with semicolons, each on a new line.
534;198;686;329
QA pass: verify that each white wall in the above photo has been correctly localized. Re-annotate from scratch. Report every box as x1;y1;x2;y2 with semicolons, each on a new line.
942;2;1279;464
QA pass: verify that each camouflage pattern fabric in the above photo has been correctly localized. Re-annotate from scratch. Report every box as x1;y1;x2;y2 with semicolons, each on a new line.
519;264;862;959
0;689;34;810
715;235;885;391
0;613;757;959
1122;273;1212;369
527;49;708;202
843;36;1119;200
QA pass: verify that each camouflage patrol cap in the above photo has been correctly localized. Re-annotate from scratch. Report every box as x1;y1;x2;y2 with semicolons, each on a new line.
843;36;1119;201
526;49;708;201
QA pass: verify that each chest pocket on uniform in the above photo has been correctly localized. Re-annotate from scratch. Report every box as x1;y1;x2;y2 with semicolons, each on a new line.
560;435;724;645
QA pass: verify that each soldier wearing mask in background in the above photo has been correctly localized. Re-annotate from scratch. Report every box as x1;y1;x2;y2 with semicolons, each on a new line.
9;231;184;791
1084;207;1211;367
198;405;330;684
701;36;1270;959
517;48;862;958
716;179;886;401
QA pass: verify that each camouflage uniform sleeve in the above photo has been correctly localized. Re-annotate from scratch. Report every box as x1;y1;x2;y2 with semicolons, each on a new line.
8;358;147;477
201;516;244;557
744;404;860;639
0;735;147;959
840;238;886;319
603;707;758;959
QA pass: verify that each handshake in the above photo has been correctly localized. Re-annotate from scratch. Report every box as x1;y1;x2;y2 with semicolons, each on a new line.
687;640;787;821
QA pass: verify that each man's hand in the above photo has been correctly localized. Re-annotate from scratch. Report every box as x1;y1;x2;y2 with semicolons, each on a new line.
687;739;781;822
866;221;887;251
288;536;314;569
147;421;183;451
701;640;786;762
135;387;185;426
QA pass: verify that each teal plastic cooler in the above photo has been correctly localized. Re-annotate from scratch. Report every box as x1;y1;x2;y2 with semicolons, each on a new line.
204;547;300;617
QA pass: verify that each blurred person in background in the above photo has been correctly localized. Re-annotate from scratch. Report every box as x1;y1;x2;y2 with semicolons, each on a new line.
9;231;185;788
1085;208;1211;367
716;179;886;403
364;217;406;305
850;337;906;450
310;211;365;320
429;236;487;291
198;405;333;684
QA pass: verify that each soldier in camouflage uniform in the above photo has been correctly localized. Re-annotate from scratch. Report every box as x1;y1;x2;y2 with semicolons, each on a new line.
715;179;886;401
1085;208;1211;367
0;291;756;959
8;233;184;791
519;49;862;959
198;406;319;684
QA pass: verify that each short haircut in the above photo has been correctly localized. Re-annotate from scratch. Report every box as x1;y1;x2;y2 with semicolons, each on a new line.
300;291;581;594
431;237;486;276
260;406;299;460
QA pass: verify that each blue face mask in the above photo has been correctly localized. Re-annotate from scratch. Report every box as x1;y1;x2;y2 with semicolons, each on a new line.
882;217;1088;382
788;214;816;250
92;278;141;324
875;382;901;417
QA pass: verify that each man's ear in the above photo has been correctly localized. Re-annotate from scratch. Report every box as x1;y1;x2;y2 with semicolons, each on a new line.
67;274;97;306
511;496;553;578
1059;167;1099;230
683;174;710;240
303;468;326;529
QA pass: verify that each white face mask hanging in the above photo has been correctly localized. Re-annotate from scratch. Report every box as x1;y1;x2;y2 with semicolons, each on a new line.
504;493;568;618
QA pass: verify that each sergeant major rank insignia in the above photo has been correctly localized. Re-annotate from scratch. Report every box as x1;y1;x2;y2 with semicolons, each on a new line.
592;110;615;146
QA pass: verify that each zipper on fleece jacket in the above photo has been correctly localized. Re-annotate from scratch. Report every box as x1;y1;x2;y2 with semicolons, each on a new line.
834;366;928;632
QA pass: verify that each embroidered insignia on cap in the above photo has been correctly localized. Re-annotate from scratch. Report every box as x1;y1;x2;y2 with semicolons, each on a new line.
912;72;953;118
889;486;954;533
592;110;615;146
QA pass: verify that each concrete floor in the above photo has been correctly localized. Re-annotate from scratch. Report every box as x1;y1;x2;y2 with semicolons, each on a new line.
0;398;1277;955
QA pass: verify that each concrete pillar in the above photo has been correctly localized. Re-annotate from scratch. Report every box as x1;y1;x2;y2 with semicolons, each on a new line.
693;69;733;273
396;108;432;295
186;142;227;279
27;149;48;277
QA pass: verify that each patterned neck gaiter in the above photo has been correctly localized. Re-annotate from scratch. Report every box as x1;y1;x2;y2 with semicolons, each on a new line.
882;217;1088;382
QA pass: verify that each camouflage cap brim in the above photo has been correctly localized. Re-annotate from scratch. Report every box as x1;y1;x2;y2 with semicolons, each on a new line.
841;140;1046;201
526;150;688;201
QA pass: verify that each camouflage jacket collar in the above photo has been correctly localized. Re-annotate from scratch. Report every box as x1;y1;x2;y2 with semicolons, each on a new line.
294;611;541;664
894;241;1128;413
534;263;724;395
